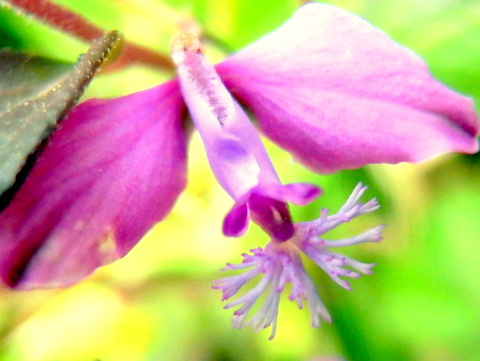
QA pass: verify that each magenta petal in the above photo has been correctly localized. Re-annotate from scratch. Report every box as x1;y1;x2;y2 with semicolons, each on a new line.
0;80;187;289
248;193;293;241
217;3;479;173
221;182;318;240
223;202;249;237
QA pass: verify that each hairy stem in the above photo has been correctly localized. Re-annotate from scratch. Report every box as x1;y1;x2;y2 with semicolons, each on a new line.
3;0;175;71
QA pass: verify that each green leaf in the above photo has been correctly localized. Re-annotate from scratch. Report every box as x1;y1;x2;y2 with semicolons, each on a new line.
0;30;122;200
0;51;72;112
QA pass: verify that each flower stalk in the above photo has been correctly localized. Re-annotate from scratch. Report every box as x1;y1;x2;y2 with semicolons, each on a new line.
2;0;174;71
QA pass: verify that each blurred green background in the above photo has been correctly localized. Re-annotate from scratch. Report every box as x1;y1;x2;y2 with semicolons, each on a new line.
0;0;479;360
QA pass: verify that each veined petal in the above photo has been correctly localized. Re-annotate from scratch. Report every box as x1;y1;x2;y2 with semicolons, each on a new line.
217;3;479;173
0;80;187;289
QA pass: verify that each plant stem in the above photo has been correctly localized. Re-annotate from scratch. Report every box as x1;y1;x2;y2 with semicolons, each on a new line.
3;0;175;71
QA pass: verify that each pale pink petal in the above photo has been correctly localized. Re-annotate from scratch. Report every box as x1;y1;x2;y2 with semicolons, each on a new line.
217;3;479;173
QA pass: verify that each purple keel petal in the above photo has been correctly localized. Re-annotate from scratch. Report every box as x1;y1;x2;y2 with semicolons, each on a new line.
222;182;321;240
223;202;249;237
217;3;479;173
0;80;187;289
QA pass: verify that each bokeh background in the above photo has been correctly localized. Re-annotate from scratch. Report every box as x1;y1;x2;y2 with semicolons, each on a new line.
1;0;479;360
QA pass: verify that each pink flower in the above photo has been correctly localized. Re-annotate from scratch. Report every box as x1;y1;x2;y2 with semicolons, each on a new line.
0;3;477;336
